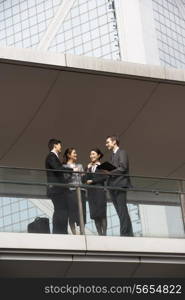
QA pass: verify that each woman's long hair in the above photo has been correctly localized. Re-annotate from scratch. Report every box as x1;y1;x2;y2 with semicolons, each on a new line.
63;148;75;164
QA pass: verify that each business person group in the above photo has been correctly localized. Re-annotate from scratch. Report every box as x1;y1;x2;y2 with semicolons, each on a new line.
45;135;133;237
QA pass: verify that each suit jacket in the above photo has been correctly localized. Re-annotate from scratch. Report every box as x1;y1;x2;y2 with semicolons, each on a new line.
45;152;71;196
108;148;130;188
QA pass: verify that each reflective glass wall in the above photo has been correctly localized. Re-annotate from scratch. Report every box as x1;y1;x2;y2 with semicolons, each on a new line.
0;0;63;48
0;167;184;238
152;0;185;69
49;0;121;60
0;197;50;232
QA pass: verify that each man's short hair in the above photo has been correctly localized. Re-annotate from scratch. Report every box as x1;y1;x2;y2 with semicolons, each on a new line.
106;135;120;146
48;139;61;151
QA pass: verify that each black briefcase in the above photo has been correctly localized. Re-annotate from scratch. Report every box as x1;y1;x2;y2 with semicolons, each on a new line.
27;217;50;233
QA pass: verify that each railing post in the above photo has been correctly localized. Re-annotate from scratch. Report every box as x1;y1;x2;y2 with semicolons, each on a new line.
179;180;185;230
76;186;85;235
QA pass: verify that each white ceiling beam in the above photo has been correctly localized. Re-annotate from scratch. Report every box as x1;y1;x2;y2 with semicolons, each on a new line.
38;0;76;50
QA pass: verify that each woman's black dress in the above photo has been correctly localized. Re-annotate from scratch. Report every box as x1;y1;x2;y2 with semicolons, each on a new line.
86;167;107;220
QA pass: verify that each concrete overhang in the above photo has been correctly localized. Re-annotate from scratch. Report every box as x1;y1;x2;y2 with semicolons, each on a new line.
0;233;185;277
0;47;185;178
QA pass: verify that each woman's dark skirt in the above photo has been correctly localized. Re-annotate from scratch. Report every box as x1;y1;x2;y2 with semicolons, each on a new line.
88;188;107;220
66;189;86;225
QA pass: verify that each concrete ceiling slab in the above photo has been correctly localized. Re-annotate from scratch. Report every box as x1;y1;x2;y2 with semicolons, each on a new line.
0;50;185;179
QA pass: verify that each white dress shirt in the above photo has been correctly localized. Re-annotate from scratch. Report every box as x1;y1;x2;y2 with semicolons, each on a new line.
91;162;100;173
51;149;59;158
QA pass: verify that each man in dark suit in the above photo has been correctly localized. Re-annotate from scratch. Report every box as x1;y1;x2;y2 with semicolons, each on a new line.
105;135;133;236
45;138;72;234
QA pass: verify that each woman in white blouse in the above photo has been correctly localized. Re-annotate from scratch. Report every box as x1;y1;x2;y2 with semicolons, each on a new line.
63;148;86;234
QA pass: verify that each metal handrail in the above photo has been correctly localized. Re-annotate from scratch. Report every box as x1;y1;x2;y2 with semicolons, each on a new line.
0;179;183;194
0;165;185;182
0;171;184;235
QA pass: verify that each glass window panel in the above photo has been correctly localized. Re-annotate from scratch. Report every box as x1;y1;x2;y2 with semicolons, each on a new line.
81;22;90;33
91;28;99;39
79;3;88;14
71;17;80;27
12;223;21;232
30;25;39;35
80;12;88;23
2;205;11;215
28;207;37;218
92;37;101;48
28;7;36;17
72;26;81;35
90;18;98;29
44;0;53;10
4;1;11;10
12;212;20;223
38;22;46;32
29;201;35;209
14;23;21;33
21;10;29;20
29;16;37;26
20;2;28;11
12;5;20;15
37;3;45;14
93;48;102;57
20;220;28;231
100;24;109;35
82;32;91;42
71;7;79;18
5;17;13;27
63;20;71;31
65;39;74;49
101;34;109;45
22;29;30;39
88;1;97;10
57;43;65;52
14;41;23;47
21;210;28;220
0;12;4;21
98;15;107;26
20;200;28;210
0;218;3;227
4;8;11;18
6;27;14;36
21;19;30;29
3;215;11;226
11;201;19;212
83;42;92;52
74;35;82;46
45;9;53;19
64;30;72;40
74;45;83;55
89;9;98;19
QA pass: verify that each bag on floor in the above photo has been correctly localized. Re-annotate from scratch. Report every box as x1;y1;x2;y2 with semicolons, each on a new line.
27;217;50;233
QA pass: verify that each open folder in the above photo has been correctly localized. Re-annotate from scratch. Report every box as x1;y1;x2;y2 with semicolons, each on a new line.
97;161;116;171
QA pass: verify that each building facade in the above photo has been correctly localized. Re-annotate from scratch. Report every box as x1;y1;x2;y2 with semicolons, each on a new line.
0;0;185;237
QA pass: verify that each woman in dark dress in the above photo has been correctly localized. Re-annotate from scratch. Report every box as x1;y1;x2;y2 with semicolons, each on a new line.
85;148;107;236
63;148;86;235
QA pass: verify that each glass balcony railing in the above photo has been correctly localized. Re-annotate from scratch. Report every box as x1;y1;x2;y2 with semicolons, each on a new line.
0;166;184;238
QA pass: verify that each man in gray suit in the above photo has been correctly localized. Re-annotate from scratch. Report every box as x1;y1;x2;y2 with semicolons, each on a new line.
105;135;133;236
